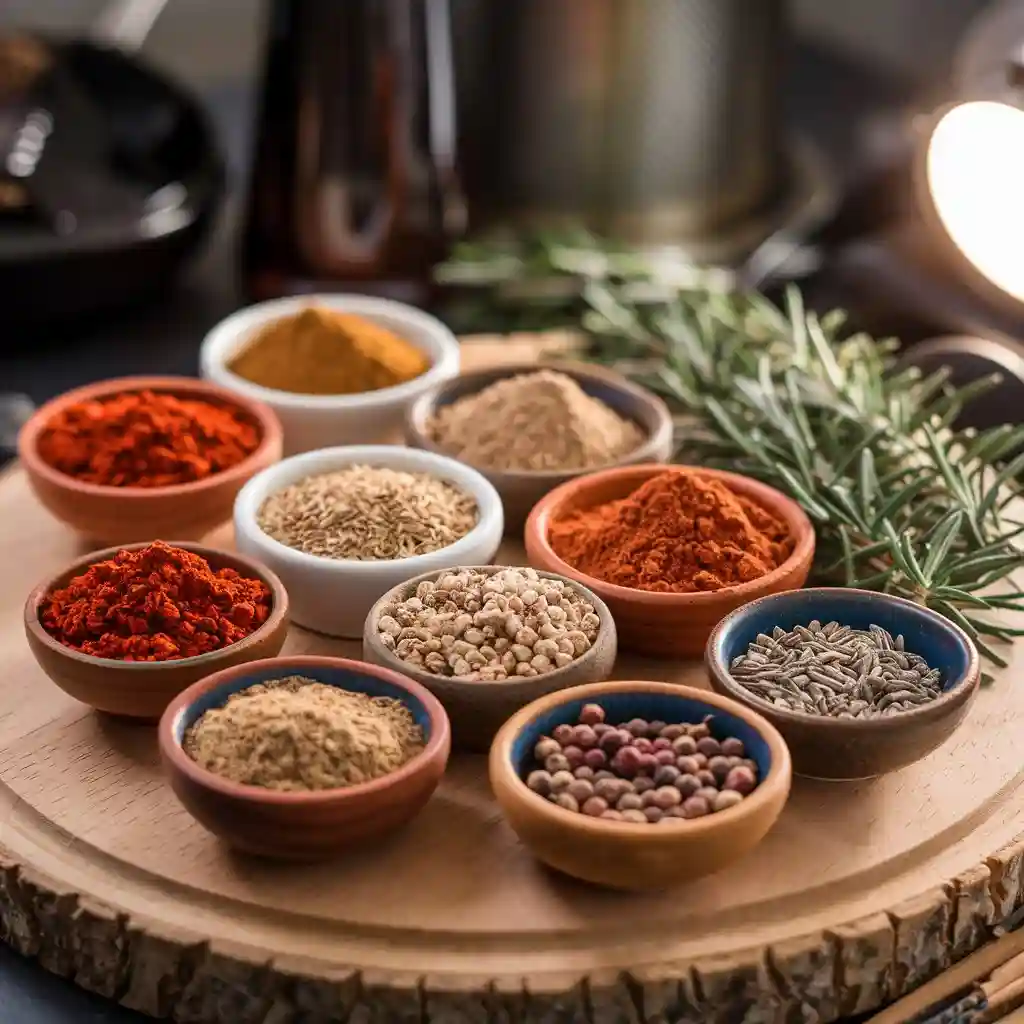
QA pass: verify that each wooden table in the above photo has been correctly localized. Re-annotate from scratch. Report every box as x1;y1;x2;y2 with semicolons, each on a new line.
1;343;1023;1022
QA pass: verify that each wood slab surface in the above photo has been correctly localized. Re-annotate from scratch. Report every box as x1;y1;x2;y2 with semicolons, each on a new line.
0;337;1022;1022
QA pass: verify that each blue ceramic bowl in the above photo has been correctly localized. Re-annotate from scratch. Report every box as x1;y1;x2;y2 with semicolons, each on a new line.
159;656;451;859
489;680;792;890
706;588;980;781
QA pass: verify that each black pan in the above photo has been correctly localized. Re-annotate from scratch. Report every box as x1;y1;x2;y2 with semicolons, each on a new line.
0;2;223;334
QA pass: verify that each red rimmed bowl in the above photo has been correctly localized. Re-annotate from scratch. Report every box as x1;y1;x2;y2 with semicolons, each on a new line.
159;655;452;860
18;375;283;544
524;464;815;658
24;541;290;720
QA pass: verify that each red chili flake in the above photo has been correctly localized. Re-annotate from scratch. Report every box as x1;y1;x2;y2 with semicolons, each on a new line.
40;541;272;662
36;389;261;488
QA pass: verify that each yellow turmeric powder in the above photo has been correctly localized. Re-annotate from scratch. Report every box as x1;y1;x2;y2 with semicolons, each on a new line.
227;306;429;396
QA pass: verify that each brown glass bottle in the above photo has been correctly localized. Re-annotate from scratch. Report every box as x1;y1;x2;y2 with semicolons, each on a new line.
241;0;462;305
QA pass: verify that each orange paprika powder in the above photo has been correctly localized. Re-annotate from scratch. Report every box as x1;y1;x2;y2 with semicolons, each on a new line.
37;389;260;487
548;469;794;593
40;541;272;661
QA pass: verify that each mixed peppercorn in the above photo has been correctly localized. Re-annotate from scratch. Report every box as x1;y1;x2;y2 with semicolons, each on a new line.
523;702;761;823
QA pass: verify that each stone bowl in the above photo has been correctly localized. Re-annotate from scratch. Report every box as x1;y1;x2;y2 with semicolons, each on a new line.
405;362;674;533
362;565;618;752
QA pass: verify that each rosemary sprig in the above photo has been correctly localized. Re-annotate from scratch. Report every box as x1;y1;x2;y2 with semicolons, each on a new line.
436;235;1024;673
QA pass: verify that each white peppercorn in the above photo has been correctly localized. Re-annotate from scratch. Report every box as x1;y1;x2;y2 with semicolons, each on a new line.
552;792;579;813
526;770;552;795
378;567;600;680
713;790;744;812
567;779;594;803
621;809;648;824
617;793;643;812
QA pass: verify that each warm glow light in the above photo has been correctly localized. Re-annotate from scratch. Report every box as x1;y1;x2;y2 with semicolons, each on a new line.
926;99;1024;303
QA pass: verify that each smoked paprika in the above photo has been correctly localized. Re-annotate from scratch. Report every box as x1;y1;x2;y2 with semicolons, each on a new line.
549;469;794;593
36;389;260;488
40;541;272;661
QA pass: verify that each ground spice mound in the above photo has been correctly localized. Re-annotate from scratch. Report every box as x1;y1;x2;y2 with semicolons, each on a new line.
36;389;261;487
428;369;645;471
549;470;794;593
40;541;272;661
183;676;426;791
227;306;429;395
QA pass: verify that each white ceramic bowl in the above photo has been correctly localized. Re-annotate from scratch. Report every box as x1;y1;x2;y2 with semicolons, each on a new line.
233;445;504;637
200;294;461;456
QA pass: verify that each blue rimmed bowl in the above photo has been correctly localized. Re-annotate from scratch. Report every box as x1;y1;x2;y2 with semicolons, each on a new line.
405;361;674;532
489;680;791;890
706;588;981;781
159;655;451;860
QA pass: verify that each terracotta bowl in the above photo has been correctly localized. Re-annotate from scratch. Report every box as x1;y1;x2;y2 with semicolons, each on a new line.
159;655;451;859
524;464;815;658
490;680;792;890
18;375;283;544
405;362;674;532
24;542;290;720
706;588;981;780
362;565;618;753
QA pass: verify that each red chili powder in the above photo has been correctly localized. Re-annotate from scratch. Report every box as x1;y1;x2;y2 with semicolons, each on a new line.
548;469;794;593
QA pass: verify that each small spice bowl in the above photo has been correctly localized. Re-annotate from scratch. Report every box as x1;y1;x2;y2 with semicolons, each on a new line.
23;542;290;720
159;655;451;859
233;445;504;637
200;294;460;456
362;566;618;753
490;680;791;890
706;588;981;780
18;375;283;545
405;362;674;532
525;464;815;658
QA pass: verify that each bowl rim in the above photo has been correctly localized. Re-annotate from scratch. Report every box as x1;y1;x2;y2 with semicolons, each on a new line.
158;655;452;805
362;564;617;691
705;586;982;731
199;294;461;411
490;679;792;834
233;444;504;575
525;463;815;605
17;374;283;499
405;360;675;480
23;540;289;671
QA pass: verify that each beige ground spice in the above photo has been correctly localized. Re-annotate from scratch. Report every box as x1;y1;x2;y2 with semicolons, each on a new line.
256;465;478;560
428;369;645;472
183;675;426;791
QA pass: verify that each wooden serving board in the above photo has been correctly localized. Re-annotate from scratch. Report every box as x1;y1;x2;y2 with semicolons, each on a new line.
1;339;1024;1023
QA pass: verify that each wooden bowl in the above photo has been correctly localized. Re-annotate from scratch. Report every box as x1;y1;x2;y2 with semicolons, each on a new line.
525;464;815;658
405;362;674;532
159;655;451;859
362;565;617;752
18;375;283;544
489;680;792;890
706;588;981;780
24;542;290;720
